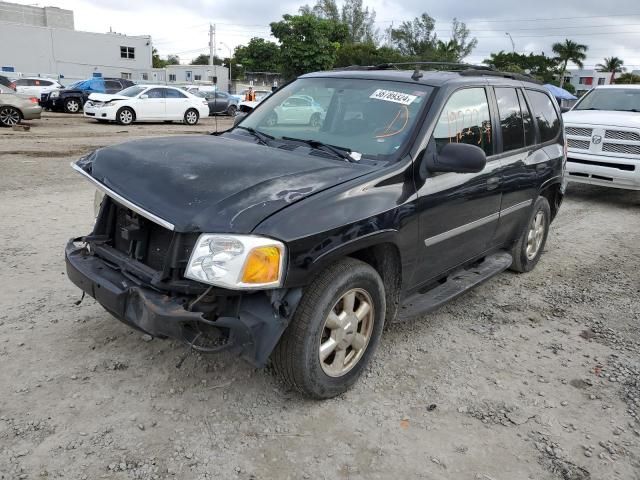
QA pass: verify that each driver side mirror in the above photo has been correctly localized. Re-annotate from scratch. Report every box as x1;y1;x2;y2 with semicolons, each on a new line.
560;106;571;113
139;94;148;99
426;142;487;174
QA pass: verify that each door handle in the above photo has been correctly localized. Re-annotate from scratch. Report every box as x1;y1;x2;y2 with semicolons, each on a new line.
487;177;500;190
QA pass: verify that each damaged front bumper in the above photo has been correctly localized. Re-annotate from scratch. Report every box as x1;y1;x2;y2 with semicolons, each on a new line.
65;239;301;367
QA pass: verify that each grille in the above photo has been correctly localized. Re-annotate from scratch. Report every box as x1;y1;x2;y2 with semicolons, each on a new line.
566;127;593;137
605;130;640;142
602;143;640;155
568;139;590;150
113;205;175;271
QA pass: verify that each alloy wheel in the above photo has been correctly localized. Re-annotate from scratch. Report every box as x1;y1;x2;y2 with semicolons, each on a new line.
0;107;20;126
319;288;375;377
65;99;79;113
185;110;198;124
119;109;133;125
526;211;546;260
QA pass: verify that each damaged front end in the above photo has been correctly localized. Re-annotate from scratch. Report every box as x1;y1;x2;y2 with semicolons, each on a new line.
65;195;301;367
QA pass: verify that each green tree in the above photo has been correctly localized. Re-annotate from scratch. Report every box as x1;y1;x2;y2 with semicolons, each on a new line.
341;0;377;44
483;51;558;82
234;37;281;73
552;39;588;88
616;72;640;84
271;13;348;78
152;48;166;68
166;55;180;66
595;56;625;84
334;43;406;67
390;13;437;57
190;53;223;65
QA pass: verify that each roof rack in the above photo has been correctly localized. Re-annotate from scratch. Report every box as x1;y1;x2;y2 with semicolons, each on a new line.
334;61;542;84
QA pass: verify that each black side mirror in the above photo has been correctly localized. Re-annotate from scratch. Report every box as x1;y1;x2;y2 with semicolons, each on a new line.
560;106;571;113
233;112;247;126
426;142;487;174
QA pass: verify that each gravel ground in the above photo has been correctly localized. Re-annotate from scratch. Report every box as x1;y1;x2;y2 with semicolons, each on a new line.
0;112;639;480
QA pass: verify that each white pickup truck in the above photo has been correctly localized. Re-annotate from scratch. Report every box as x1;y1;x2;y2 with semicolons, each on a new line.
563;85;640;190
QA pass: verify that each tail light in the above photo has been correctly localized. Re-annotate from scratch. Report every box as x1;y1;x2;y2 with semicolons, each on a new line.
9;82;16;91
29;97;39;104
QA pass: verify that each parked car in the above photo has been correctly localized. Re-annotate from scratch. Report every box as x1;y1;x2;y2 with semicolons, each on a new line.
0;75;16;91
0;84;42;127
66;66;566;398
83;85;209;125
41;77;135;113
563;85;640;190
265;94;325;126
195;90;238;116
14;77;63;100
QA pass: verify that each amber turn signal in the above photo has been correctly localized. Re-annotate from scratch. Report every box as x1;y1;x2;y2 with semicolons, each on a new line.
241;246;282;284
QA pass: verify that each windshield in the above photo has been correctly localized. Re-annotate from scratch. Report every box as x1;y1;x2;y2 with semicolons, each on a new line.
574;88;640;112
118;86;147;97
237;77;433;160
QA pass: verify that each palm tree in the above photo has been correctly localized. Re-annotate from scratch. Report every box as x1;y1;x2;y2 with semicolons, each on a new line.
552;39;588;88
596;56;625;84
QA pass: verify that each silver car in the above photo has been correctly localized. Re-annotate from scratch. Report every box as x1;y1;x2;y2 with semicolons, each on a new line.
0;84;43;127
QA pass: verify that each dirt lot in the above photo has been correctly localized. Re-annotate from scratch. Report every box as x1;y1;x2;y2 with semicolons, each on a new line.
1;112;639;480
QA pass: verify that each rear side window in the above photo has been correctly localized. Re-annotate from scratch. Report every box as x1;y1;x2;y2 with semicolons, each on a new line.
89;80;105;91
518;90;535;146
432;88;493;156
527;90;561;143
495;88;525;152
15;79;31;86
165;88;187;98
105;80;122;91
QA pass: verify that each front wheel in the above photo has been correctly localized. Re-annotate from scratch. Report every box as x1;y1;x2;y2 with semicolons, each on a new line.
226;104;237;116
0;106;21;127
510;196;551;273
184;108;199;125
116;107;135;125
309;112;322;127
272;258;386;399
64;98;81;114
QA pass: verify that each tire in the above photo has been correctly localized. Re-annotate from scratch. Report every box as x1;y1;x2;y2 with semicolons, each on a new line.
64;98;81;114
509;196;551;273
184;108;199;125
309;112;322;127
265;112;277;127
116;107;135;126
272;258;386;399
0;106;21;127
226;104;238;116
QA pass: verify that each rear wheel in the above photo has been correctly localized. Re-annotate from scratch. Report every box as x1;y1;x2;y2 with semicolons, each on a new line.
184;108;199;125
310;112;322;127
64;98;81;114
0;106;21;127
510;196;551;273
226;104;238;116
272;258;385;399
116;107;135;125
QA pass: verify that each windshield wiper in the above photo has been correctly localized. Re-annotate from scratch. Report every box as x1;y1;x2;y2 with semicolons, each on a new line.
281;136;359;163
236;126;273;145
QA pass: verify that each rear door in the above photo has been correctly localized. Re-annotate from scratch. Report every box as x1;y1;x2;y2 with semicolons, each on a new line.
136;88;165;119
163;88;190;119
412;86;503;285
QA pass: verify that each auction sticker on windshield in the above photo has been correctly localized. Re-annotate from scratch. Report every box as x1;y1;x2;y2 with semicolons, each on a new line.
370;89;417;105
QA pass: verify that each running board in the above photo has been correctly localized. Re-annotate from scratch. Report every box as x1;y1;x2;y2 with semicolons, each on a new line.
396;251;513;321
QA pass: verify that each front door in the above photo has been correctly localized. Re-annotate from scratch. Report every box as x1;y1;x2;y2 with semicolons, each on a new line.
412;87;503;287
137;88;166;119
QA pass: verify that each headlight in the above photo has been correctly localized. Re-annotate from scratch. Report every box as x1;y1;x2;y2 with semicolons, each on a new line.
50;91;59;98
94;189;105;217
185;234;285;290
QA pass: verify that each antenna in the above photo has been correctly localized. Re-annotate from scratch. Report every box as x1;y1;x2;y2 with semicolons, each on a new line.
411;66;423;81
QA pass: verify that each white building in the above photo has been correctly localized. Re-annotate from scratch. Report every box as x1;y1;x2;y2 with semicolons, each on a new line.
563;69;620;96
0;1;152;82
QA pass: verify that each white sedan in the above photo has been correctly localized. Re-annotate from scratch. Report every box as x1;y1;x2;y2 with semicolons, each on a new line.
83;85;209;125
267;95;325;126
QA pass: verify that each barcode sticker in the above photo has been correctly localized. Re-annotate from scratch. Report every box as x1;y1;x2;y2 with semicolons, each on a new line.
369;89;417;105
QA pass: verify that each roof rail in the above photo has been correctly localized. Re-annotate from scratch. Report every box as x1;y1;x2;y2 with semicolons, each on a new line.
459;69;543;84
374;61;494;72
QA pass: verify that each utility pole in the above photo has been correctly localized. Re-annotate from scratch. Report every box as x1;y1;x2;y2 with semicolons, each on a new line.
209;24;215;66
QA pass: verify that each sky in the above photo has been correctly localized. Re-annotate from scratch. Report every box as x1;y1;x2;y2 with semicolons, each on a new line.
9;0;640;70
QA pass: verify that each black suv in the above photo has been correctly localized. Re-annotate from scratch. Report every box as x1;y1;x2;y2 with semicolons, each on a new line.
42;77;135;113
65;65;566;398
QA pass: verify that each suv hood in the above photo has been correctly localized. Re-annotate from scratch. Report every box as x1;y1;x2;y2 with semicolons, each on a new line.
76;135;374;233
563;110;640;129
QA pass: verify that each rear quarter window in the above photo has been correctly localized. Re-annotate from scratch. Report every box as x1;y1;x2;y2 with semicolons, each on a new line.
526;90;561;143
